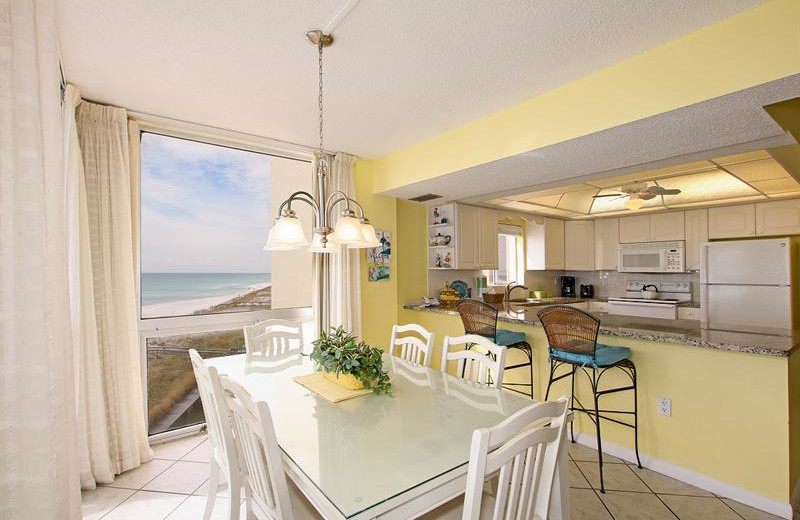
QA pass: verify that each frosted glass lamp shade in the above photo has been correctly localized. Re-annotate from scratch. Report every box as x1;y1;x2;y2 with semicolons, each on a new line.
309;232;338;253
263;215;309;250
625;197;646;210
348;221;380;249
332;215;364;245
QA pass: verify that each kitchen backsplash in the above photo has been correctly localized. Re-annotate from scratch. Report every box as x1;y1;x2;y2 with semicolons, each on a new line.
427;268;700;302
524;270;700;301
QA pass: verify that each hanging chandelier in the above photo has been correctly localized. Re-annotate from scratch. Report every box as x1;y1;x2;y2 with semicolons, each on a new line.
264;30;378;253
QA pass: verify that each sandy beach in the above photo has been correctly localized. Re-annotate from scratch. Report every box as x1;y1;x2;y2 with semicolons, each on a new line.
142;283;271;318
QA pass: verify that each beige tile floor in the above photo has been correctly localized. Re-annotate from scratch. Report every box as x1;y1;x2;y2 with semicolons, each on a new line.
81;433;783;520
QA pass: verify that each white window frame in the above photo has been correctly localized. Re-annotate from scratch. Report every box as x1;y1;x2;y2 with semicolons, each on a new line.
130;114;317;441
490;224;525;286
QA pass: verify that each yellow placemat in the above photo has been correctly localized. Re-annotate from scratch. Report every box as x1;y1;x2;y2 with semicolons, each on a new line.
293;373;372;403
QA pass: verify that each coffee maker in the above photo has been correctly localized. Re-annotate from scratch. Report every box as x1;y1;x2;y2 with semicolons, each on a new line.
560;276;576;298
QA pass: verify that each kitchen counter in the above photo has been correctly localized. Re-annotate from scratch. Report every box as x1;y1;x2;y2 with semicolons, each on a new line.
404;301;799;357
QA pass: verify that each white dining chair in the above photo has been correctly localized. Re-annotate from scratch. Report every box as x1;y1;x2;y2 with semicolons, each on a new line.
244;319;305;362
420;396;570;520
389;323;436;367
188;349;241;520
441;334;508;389
219;375;322;520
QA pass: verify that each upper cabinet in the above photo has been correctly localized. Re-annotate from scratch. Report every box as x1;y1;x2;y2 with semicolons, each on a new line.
594;218;619;270
755;199;800;236
427;203;497;270
708;204;756;239
454;204;498;270
650;212;685;241
684;209;708;271
619;212;685;242
619;215;650;243
565;220;595;271
526;217;565;270
477;207;498;269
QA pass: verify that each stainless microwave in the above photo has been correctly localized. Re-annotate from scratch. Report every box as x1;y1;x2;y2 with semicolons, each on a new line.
618;241;685;273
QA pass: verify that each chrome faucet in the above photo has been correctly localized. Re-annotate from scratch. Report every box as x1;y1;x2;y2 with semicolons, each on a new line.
505;281;529;301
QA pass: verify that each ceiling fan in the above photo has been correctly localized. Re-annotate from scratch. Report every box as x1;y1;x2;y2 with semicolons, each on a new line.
592;183;681;210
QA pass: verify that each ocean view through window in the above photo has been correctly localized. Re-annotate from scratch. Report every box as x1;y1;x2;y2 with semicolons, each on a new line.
139;131;312;435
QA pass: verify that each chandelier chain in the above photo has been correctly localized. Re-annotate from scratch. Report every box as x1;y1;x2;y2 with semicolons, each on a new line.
318;40;324;163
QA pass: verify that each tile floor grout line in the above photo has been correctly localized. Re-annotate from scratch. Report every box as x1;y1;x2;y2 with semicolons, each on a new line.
716;495;747;520
160;493;192;520
572;458;616;519
136;459;178;491
624;462;681;520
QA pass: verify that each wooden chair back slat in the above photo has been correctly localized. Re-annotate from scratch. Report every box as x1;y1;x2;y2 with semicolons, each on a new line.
389;323;436;367
220;376;296;520
462;397;569;520
244;319;304;362
440;334;507;389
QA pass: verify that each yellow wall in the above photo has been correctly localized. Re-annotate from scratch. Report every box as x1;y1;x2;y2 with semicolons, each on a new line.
355;159;398;348
399;306;792;503
370;0;800;194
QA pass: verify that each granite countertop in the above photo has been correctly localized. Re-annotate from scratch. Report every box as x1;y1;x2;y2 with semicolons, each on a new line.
404;301;799;358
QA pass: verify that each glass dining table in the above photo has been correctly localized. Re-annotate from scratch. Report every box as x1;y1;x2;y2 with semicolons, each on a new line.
206;353;571;520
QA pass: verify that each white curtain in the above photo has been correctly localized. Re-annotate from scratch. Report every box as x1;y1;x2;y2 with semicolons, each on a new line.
0;0;82;518
69;94;152;488
312;152;362;337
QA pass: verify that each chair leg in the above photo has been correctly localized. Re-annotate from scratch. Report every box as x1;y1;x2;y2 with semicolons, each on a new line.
227;475;241;520
528;347;535;399
632;363;642;469
592;367;606;494
569;364;577;443
204;458;220;520
544;358;556;400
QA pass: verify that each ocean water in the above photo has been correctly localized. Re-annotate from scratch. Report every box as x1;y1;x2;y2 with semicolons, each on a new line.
141;273;271;305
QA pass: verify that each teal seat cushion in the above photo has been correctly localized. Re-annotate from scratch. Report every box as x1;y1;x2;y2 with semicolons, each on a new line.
550;343;631;367
495;329;527;346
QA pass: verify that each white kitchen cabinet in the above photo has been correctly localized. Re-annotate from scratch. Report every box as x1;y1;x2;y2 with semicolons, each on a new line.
456;204;479;269
684;209;708;271
678;307;700;320
526;217;565;270
565;220;595;271
454;204;498;270
708;204;756;239
477;207;498;269
756;199;800;236
594;218;619;270
619;215;651;243
650;211;685;241
620;212;684;242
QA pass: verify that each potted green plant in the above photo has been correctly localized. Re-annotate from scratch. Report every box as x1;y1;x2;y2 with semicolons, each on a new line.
310;327;392;395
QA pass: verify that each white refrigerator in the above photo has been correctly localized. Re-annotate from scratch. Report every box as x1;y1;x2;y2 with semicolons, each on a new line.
700;237;798;332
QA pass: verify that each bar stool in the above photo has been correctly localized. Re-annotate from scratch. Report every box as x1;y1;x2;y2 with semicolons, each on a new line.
538;305;642;493
456;299;534;398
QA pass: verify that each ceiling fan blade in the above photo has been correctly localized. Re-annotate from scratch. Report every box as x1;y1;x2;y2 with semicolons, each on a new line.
658;189;681;195
592;193;624;198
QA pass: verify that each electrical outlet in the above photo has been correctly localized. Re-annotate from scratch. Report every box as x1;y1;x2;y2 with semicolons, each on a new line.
658;396;672;417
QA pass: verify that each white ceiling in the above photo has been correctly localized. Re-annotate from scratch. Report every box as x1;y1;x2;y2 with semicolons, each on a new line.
57;0;769;157
381;75;800;203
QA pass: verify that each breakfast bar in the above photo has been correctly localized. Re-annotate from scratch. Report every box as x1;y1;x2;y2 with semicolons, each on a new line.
400;301;800;513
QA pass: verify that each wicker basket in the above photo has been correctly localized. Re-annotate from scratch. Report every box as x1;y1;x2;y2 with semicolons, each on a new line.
482;293;504;304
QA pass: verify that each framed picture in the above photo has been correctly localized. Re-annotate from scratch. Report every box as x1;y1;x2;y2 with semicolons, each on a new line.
367;230;390;281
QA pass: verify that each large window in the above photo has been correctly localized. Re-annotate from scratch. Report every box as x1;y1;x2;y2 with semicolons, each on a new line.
491;224;525;286
138;130;313;436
